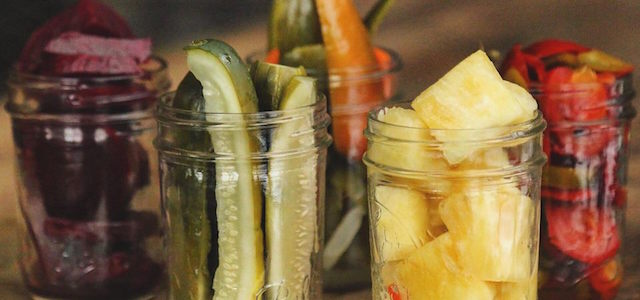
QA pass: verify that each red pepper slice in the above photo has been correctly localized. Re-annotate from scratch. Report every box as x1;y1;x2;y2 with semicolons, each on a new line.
523;39;590;58
387;284;402;300
500;44;530;84
545;203;620;264
523;53;546;82
542;66;608;123
542;188;598;203
588;257;623;300
549;125;612;159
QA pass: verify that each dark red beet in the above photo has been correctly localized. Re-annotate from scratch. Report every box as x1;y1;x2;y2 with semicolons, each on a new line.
18;0;134;73
40;53;141;75
45;31;151;62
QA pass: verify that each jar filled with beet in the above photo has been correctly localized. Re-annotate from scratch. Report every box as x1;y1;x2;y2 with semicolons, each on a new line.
6;0;170;299
501;39;636;300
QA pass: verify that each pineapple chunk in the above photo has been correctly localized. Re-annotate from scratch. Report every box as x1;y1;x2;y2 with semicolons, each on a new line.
367;107;448;172
496;275;537;300
367;107;450;193
373;185;431;262
411;50;537;164
392;233;496;300
457;146;511;170
439;185;536;282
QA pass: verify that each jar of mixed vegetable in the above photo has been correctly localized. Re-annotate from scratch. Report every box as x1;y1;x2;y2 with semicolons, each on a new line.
155;39;331;299
501;39;636;300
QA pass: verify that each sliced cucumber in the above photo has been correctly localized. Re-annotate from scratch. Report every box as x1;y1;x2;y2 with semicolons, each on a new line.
250;61;306;111
265;76;320;298
268;0;322;53
185;39;264;299
280;44;327;75
165;166;214;300
166;72;216;300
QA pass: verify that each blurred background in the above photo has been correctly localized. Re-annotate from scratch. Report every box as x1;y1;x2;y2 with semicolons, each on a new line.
0;0;639;298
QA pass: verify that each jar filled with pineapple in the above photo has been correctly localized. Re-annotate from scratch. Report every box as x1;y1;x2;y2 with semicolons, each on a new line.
363;50;547;299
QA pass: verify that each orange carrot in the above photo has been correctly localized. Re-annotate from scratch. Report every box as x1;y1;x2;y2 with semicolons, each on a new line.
316;0;385;162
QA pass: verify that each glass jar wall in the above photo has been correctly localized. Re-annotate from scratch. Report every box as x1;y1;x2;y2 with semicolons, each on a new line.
155;92;331;299
7;57;170;299
534;76;636;299
364;102;546;300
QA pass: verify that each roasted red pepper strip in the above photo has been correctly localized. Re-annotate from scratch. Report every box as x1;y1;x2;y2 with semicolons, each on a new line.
545;203;620;264
500;44;530;84
523;39;590;58
588;257;623;300
387;284;402;300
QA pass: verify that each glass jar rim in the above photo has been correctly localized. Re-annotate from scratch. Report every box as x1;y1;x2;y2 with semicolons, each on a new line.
365;101;546;145
245;46;403;83
7;55;169;89
156;91;331;127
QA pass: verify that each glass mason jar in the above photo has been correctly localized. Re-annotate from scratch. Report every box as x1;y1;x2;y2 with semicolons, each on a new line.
6;57;170;299
155;92;331;299
363;102;546;299
249;47;403;290
533;76;636;299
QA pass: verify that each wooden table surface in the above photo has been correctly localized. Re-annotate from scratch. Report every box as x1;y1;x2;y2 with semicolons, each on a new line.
1;1;640;298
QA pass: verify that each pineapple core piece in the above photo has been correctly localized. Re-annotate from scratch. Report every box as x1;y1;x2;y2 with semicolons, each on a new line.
439;184;535;282
374;185;432;262
411;50;537;164
391;233;496;300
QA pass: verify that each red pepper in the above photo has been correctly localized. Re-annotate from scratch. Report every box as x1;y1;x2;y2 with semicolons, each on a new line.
588;257;623;300
541;187;598;203
545;203;620;264
387;284;402;300
500;44;530;84
523;39;590;58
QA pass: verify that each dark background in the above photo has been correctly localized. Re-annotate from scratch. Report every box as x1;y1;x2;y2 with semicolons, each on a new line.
0;1;639;298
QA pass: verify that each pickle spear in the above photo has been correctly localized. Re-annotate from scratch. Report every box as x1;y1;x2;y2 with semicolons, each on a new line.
268;0;322;53
264;75;320;298
250;61;306;110
165;72;217;300
185;39;264;299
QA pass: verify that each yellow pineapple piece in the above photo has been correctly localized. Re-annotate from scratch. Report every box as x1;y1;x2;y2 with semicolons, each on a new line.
367;107;451;193
439;185;536;282
373;185;431;262
392;233;496;300
411;50;537;164
367;107;449;172
496;275;538;300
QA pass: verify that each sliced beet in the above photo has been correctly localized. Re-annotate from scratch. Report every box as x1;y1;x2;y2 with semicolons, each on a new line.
18;0;134;73
40;53;141;75
45;31;151;62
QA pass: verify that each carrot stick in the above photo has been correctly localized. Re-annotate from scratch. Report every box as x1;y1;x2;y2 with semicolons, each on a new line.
316;0;385;162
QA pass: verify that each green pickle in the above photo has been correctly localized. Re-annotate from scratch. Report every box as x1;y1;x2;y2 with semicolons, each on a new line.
269;0;322;53
165;38;324;299
165;72;217;299
261;74;320;297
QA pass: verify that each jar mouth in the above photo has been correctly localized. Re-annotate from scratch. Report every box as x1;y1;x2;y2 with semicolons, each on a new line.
156;91;331;127
245;46;403;83
365;101;546;145
7;55;169;88
155;92;332;160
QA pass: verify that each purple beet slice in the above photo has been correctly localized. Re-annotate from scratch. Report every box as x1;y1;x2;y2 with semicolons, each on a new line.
40;53;141;75
45;31;151;62
18;0;134;73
